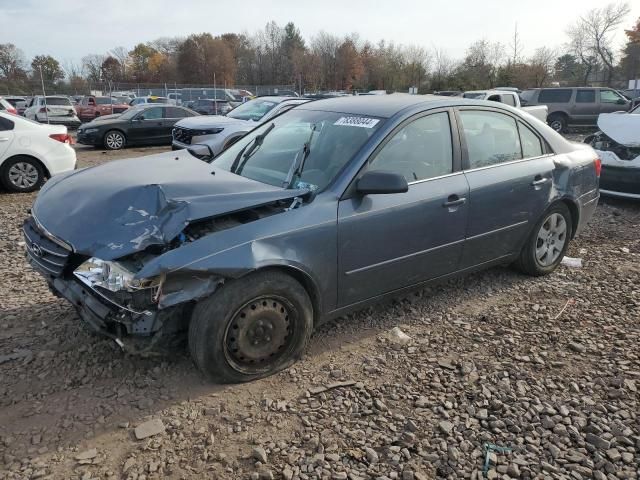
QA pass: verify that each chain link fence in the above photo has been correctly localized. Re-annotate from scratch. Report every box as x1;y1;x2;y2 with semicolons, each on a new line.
1;80;299;99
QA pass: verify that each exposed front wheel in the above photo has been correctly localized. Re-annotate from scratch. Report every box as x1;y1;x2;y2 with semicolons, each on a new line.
515;203;572;276
188;271;313;383
1;156;45;192
103;130;125;150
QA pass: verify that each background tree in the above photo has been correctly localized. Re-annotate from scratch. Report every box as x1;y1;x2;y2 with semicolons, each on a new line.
82;54;105;83
620;17;640;87
0;43;28;80
31;55;64;84
568;2;631;85
100;56;121;83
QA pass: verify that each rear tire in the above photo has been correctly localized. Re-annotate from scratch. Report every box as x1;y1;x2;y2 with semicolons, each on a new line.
515;203;572;276
0;156;45;193
188;270;313;383
103;130;125;150
547;114;567;133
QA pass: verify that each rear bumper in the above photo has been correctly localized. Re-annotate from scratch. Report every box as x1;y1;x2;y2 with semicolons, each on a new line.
599;165;640;198
36;115;81;128
45;144;77;176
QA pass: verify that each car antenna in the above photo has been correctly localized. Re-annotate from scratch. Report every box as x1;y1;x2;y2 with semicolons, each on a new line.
38;65;49;124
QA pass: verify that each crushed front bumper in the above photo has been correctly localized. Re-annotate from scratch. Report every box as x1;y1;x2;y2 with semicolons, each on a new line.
23;217;179;338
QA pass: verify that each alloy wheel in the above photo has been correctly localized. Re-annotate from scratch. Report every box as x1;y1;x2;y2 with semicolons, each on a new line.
105;132;124;149
535;213;567;266
8;162;39;189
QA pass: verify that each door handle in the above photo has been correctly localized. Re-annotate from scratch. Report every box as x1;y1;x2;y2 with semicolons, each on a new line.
443;195;467;208
531;176;549;186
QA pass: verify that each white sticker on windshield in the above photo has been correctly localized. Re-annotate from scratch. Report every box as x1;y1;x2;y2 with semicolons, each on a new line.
334;116;380;128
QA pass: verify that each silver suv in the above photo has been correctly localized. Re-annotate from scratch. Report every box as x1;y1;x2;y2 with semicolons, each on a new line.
172;96;310;155
521;87;631;132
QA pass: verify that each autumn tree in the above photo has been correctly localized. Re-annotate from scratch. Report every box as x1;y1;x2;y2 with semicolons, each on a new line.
0;43;27;80
101;56;121;82
620;17;640;86
31;55;64;83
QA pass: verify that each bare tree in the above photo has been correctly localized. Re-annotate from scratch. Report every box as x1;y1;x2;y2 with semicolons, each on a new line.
109;46;129;78
431;46;456;90
82;54;105;83
529;47;558;86
572;2;631;85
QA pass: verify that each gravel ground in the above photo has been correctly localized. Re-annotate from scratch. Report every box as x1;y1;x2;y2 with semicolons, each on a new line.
0;143;639;480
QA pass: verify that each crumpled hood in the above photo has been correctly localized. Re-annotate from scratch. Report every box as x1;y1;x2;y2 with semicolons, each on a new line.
175;115;249;130
32;149;307;260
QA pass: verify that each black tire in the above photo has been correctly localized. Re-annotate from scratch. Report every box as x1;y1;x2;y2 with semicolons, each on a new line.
188;270;313;383
547;114;567;133
0;156;45;193
515;203;572;276
103;130;126;150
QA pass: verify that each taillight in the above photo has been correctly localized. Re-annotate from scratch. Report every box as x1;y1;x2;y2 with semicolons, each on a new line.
39;107;47;113
49;133;74;145
7;107;17;115
594;157;601;177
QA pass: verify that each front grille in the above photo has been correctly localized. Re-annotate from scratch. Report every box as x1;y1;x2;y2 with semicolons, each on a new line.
23;217;71;277
173;127;193;145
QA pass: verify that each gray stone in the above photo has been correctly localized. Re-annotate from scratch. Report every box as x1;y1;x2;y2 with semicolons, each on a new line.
252;446;268;463
585;433;610;450
365;447;379;464
134;419;165;440
439;420;454;435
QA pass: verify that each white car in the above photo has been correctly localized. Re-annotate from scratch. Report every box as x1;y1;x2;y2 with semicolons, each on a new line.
462;90;548;122
0;112;76;192
24;96;81;128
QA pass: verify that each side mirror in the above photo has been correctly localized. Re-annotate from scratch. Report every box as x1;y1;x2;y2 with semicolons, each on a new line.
356;170;408;195
616;98;627;105
187;144;214;161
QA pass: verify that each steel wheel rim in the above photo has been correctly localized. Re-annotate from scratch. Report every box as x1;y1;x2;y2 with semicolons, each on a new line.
535;213;567;266
550;120;562;132
8;162;39;188
106;132;124;149
223;295;296;374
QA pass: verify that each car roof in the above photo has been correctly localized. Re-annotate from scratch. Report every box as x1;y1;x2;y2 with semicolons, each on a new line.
298;94;451;118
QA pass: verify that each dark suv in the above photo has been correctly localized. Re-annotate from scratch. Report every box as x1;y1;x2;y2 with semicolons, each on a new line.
520;87;631;132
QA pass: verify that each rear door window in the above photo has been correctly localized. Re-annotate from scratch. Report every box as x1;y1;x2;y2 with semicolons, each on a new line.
538;89;573;103
459;110;522;169
0;117;15;131
165;107;189;118
576;90;596;103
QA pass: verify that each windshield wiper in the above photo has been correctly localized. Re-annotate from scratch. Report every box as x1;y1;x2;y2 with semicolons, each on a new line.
230;123;275;174
283;124;317;189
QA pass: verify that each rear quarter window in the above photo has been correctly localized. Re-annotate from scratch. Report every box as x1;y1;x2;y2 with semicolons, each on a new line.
0;117;15;131
538;89;573;103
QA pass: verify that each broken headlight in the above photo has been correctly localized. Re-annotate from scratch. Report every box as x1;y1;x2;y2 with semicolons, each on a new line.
74;257;159;293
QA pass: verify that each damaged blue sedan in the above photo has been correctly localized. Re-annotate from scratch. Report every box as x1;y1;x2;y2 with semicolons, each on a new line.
24;95;600;383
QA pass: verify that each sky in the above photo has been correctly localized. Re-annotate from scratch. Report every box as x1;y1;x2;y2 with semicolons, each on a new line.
2;0;639;67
